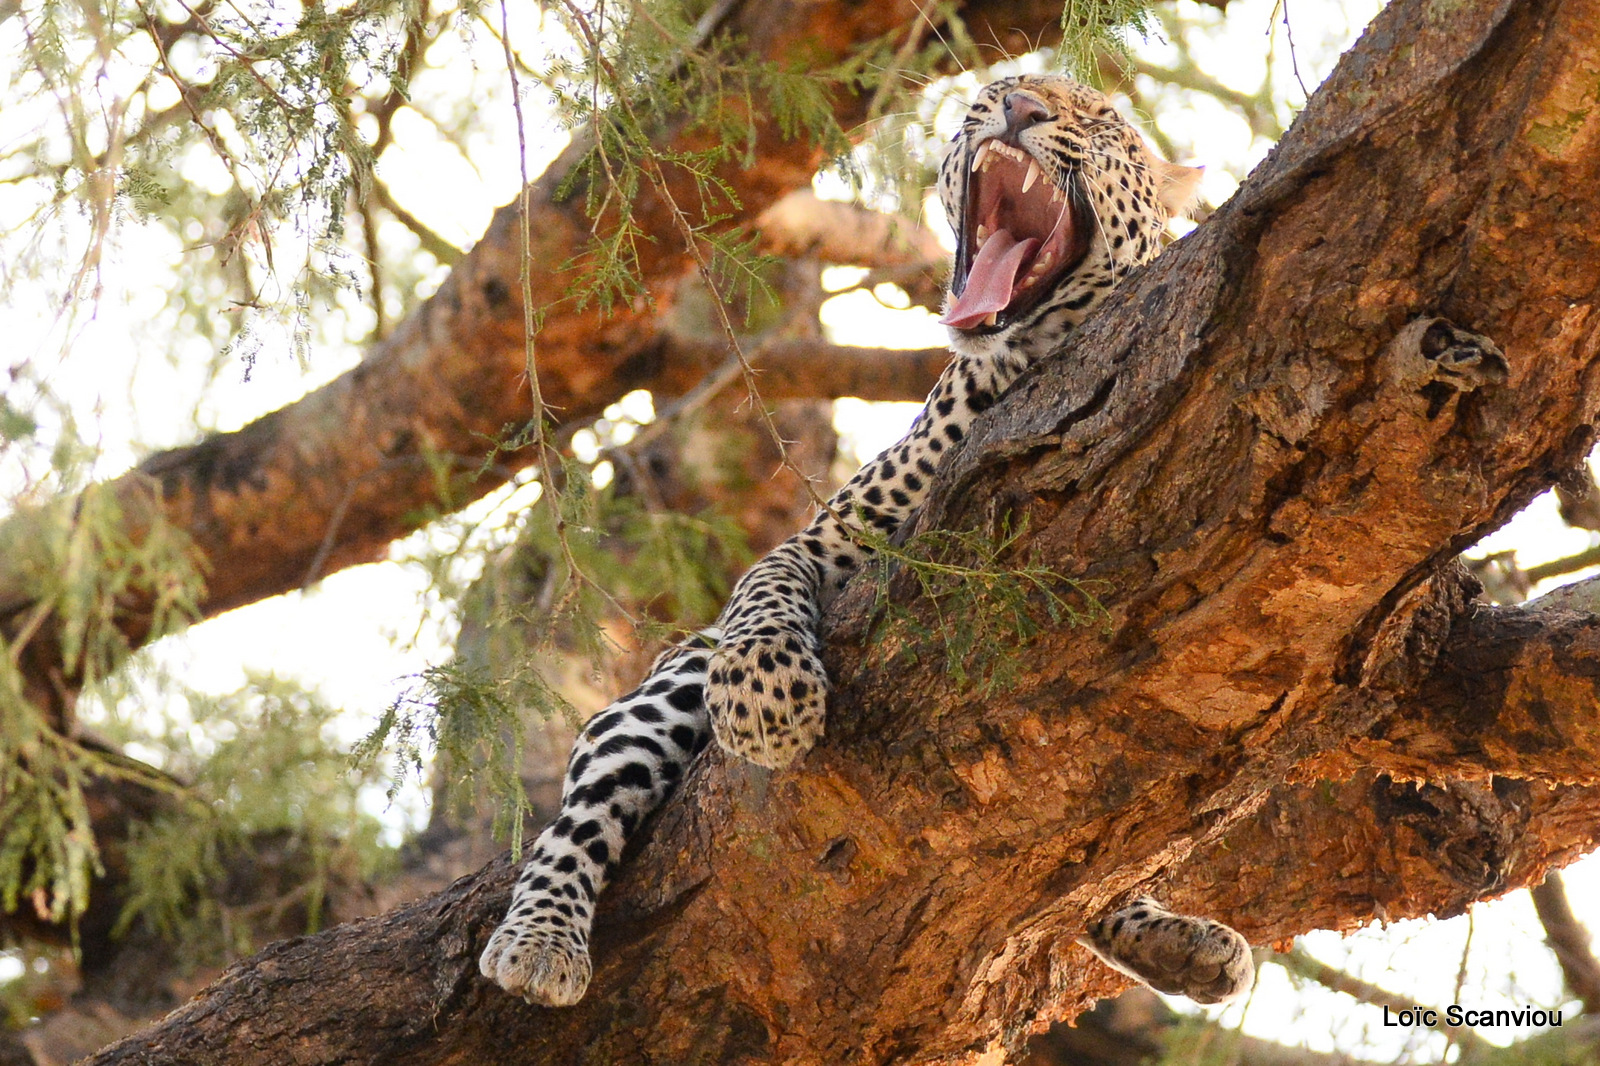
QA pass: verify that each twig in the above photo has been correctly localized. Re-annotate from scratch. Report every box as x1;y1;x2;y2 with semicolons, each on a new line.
1531;871;1600;1014
1272;946;1488;1053
370;180;463;264
1524;545;1600;586
1271;0;1312;100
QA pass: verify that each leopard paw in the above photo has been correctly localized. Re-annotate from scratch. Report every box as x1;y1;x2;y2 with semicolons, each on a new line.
479;918;592;1007
1083;896;1253;1005
706;632;829;769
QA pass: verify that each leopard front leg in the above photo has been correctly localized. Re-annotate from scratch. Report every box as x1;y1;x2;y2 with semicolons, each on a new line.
706;355;1020;769
479;645;711;1005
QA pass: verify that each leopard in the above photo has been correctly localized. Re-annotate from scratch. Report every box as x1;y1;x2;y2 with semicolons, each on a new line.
479;73;1254;1010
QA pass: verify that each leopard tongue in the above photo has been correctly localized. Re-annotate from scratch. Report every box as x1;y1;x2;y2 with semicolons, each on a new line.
939;229;1040;329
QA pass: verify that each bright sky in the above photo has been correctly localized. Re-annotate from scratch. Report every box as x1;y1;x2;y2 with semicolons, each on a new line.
2;0;1597;1056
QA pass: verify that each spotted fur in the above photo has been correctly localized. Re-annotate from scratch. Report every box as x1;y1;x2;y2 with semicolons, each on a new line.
480;75;1251;1008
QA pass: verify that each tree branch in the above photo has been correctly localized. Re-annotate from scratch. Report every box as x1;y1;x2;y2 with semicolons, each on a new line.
371;177;464;265
1531;871;1600;1014
74;0;1600;1061
1345;590;1600;783
755;190;946;270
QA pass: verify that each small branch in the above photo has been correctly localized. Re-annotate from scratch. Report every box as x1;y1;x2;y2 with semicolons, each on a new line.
1273;947;1489;1053
1524;544;1600;586
1133;56;1282;141
365;0;431;158
756;190;946;271
360;191;387;338
370;179;463;264
1530;871;1600;1014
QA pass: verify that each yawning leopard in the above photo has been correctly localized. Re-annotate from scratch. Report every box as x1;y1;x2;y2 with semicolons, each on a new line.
479;73;1254;1011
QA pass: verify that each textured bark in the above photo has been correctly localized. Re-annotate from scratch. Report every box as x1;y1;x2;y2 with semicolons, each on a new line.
76;0;1600;1062
3;397;844;1066
1347;594;1600;783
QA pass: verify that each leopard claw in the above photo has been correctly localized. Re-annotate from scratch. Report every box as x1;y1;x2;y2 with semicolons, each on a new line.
480;920;593;1008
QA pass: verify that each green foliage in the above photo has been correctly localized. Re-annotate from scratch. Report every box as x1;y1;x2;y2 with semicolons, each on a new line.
0;0;1155;965
857;517;1109;696
535;0;858;317
5;0;423;330
0;480;204;926
112;675;396;959
1060;0;1160;83
361;464;752;854
0;715;107;928
356;659;548;856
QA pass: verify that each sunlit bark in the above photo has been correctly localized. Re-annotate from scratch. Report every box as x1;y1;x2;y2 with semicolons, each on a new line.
72;0;1600;1061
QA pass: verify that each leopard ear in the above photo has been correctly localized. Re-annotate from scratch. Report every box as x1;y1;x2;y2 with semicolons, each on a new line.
1155;159;1204;219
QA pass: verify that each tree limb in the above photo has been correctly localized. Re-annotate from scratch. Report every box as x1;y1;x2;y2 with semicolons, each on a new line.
371;177;465;265
1531;871;1600;1014
1343;589;1600;783
75;0;1600;1061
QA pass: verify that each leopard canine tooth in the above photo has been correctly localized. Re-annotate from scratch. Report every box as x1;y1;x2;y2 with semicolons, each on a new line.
971;141;992;172
982;312;997;326
1022;160;1041;193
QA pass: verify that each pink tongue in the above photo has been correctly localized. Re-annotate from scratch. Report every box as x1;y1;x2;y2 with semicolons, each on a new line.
939;229;1040;329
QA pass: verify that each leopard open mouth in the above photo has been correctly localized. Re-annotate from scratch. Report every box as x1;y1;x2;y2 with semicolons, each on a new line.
941;138;1093;332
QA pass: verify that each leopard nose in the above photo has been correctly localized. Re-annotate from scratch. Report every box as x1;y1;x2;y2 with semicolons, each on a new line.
1003;92;1052;134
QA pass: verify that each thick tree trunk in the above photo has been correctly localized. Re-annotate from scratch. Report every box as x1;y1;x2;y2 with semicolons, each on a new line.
79;0;1600;1062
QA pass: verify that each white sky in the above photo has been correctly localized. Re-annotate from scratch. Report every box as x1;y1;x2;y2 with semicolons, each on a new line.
2;0;1598;1056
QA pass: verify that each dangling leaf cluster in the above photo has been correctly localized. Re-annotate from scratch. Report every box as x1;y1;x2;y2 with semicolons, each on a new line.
359;458;752;854
111;675;396;961
3;0;423;329
1060;0;1161;84
0;479;204;926
535;0;859;316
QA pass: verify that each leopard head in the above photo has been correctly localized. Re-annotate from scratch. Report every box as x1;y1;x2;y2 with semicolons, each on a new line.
936;75;1202;361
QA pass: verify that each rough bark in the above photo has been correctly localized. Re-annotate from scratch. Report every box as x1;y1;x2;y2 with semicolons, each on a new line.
3;395;844;1066
74;0;1600;1062
1345;592;1600;783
